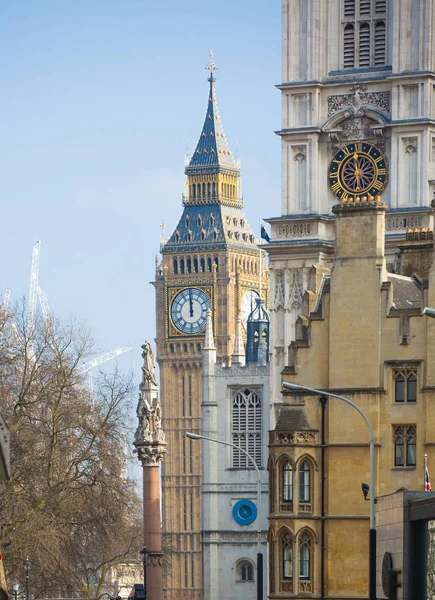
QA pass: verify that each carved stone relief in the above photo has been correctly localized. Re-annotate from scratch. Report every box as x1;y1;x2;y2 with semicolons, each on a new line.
273;270;285;310
286;269;303;310
402;137;418;154
276;222;312;238
327;85;390;117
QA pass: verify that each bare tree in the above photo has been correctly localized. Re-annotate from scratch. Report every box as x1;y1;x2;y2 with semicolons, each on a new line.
0;301;142;598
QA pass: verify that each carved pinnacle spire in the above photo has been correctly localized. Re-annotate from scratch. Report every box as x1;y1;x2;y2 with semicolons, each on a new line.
203;309;215;350
232;315;245;366
206;49;217;83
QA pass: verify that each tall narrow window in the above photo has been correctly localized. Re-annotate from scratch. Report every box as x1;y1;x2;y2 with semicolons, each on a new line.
394;425;416;467
193;257;198;273
200;257;205;272
173;258;178;274
283;462;293;503
188;373;192;416
299;460;311;502
282;533;293;580
343;24;355;68
232;389;262;467
374;21;386;65
187;258;192;273
180;258;185;274
299;532;312;580
359;23;370;67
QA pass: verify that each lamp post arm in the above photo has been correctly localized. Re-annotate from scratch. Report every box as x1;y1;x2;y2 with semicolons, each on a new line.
282;382;375;530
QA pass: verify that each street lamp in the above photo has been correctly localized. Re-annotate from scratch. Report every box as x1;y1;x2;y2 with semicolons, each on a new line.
282;382;376;600
24;558;30;600
186;432;264;600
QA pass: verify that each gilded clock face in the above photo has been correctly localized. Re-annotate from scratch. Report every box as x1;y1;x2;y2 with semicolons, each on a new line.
170;288;210;335
241;290;259;329
328;142;388;200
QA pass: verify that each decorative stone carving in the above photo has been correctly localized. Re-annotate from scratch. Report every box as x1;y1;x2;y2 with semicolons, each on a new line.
270;430;317;445
276;222;312;238
327;86;390;117
386;215;423;231
287;269;303;310
273;270;285;310
276;222;312;237
403;137;418;154
135;341;167;467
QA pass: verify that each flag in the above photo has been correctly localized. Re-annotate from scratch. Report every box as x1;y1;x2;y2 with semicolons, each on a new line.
426;465;432;492
260;223;270;243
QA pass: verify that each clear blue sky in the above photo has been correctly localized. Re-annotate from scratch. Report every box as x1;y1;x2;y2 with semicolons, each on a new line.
0;1;281;383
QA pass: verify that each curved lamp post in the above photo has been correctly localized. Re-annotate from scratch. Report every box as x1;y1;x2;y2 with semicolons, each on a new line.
282;382;376;600
186;432;264;600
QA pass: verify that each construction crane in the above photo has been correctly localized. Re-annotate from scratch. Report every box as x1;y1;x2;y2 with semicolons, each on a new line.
77;347;133;375
27;241;41;334
1;290;11;314
36;285;52;327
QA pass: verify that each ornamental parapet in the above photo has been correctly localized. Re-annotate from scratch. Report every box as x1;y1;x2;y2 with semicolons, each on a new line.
269;430;317;446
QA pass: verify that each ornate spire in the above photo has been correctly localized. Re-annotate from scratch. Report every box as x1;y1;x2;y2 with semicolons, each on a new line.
232;315;245;366
186;51;238;174
203;309;215;350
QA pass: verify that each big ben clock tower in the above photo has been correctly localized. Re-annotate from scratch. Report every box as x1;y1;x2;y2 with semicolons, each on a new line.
154;53;268;600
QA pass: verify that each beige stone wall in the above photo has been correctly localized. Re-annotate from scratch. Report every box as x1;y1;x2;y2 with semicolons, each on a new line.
271;199;435;599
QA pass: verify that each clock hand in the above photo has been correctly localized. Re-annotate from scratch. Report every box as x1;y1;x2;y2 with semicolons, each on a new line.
189;289;194;318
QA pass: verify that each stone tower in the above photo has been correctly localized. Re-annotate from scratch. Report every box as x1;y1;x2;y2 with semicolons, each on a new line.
266;0;435;423
201;308;270;600
154;53;269;600
134;342;167;600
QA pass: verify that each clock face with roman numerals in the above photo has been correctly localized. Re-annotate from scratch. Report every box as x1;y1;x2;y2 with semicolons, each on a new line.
170;287;210;335
328;142;389;200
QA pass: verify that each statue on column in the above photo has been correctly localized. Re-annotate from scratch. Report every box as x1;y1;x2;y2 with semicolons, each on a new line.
141;341;158;387
135;341;166;449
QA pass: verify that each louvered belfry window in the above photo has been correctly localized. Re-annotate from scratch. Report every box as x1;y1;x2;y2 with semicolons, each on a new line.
342;0;387;69
232;388;262;468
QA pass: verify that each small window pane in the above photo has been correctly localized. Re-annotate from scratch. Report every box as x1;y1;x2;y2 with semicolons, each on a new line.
283;546;292;579
247;565;253;581
395;375;405;402
395;438;404;466
299;461;310;502
299;542;310;579
407;438;416;466
407;375;417;402
283;464;293;502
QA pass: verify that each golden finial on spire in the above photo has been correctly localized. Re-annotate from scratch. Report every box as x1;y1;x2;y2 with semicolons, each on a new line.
206;49;217;82
160;219;166;250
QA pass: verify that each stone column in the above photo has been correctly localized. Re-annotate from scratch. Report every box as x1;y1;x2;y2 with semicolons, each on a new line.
134;341;167;600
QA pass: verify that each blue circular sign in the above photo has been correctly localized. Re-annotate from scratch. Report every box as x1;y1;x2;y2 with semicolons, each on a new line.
232;499;257;525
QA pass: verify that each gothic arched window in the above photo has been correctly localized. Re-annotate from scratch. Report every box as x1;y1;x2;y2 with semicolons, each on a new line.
299;532;312;580
281;532;293;580
299;460;311;503
193;257;198;273
173;258;178;274
200;257;205;272
282;462;293;503
342;0;387;69
232;389;262;467
374;21;386;65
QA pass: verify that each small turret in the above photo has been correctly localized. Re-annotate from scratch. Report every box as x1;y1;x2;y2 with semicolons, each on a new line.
232;315;245;366
246;298;270;366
